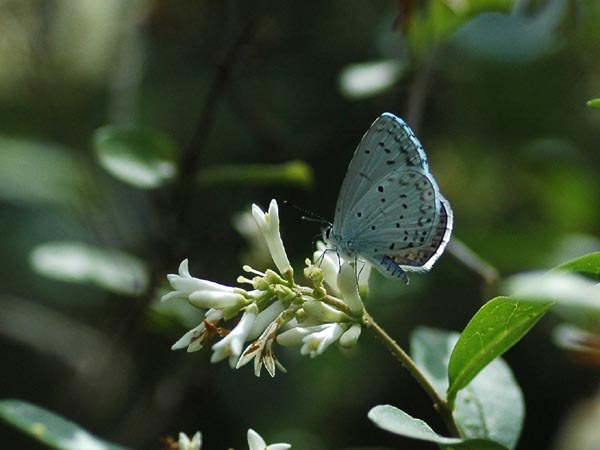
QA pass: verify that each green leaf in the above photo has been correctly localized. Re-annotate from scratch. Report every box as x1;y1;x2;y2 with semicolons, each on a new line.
504;254;600;333
556;251;600;280
93;126;178;189
411;327;524;450
0;399;130;450
447;297;552;404
0;136;91;208
196;160;314;189
407;0;512;56
587;98;600;109
449;0;567;63
368;405;508;450
30;241;148;296
410;326;454;396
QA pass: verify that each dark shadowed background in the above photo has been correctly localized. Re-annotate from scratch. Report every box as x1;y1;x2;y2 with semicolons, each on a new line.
1;1;600;449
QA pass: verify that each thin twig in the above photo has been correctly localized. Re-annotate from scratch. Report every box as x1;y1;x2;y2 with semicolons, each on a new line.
447;238;501;286
363;311;462;438
169;18;257;261
405;52;435;134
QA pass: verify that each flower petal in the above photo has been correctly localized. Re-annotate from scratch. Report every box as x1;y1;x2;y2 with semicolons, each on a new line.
247;428;267;450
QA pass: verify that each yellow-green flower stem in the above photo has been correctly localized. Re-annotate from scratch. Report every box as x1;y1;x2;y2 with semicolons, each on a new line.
240;270;459;436
363;312;461;438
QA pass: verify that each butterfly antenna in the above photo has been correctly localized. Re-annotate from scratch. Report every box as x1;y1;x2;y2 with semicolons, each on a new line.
282;200;331;226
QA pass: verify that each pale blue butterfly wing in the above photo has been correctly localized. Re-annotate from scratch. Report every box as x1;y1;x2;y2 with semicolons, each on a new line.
333;113;429;226
327;113;453;283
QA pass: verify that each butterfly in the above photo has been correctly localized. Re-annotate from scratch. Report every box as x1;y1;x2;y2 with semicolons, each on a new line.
323;112;453;284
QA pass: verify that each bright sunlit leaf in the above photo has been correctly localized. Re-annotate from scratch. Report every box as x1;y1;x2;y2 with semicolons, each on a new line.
0;400;130;450
368;405;508;450
93;126;178;189
30;241;148;296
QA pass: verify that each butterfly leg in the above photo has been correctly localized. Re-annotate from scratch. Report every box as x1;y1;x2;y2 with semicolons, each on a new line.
371;255;409;284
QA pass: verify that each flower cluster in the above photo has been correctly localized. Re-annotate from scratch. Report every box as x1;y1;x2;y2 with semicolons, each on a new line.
176;428;290;450
162;199;370;377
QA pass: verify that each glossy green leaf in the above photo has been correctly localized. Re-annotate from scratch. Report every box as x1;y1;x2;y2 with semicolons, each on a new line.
556;251;600;280
411;327;524;450
0;399;130;450
587;98;600;109
196;160;314;188
93;126;178;189
0;137;90;207
447;297;553;404
368;405;507;450
30;241;148;296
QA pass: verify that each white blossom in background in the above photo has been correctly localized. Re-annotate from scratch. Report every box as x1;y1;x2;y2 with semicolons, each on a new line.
247;428;291;450
162;199;371;377
178;431;202;450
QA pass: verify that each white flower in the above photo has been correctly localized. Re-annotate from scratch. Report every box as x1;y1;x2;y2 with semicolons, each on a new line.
339;323;362;348
313;241;341;294
172;309;223;352
252;200;293;277
277;326;314;347
313;242;371;296
301;323;347;358
211;305;258;367
337;262;365;315
237;320;286;377
178;431;202;450
247;300;286;340
247;428;291;450
162;259;244;309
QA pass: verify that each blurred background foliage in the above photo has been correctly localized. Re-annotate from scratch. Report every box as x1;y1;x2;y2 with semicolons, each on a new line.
1;0;600;449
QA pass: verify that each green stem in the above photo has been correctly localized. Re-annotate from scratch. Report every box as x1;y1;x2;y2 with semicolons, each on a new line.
363;311;462;438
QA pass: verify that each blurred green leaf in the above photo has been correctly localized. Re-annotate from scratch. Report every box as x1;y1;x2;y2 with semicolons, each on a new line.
449;0;567;62
0;137;90;207
411;328;524;450
410;326;453;396
197;160;314;188
30;241;148;296
407;0;512;56
93;126;178;189
368;405;508;450
0;399;130;450
447;297;553;404
587;98;600;109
